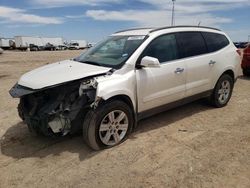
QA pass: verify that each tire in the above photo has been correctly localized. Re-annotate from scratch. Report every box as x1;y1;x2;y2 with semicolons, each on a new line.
17;100;25;121
82;100;133;150
18;99;44;136
210;74;234;108
243;69;250;77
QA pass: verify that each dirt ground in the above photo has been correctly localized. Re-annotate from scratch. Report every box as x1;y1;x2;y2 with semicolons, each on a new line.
0;50;250;188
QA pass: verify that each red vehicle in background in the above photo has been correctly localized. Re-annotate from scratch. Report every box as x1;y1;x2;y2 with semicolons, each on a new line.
242;43;250;76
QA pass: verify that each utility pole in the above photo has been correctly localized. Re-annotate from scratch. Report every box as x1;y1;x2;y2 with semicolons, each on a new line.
171;0;176;26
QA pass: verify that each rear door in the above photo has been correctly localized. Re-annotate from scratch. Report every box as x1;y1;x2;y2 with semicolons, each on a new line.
175;32;211;97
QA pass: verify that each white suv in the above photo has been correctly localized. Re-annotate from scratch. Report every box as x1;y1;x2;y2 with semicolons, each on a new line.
10;26;241;150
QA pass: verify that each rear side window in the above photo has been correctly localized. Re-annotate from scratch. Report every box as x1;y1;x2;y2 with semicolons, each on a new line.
202;32;230;52
141;34;179;63
176;32;207;58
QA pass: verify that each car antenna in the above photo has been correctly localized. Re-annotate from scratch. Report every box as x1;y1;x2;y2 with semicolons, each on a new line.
198;21;201;27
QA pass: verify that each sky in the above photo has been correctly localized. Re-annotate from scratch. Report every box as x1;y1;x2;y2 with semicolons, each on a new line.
0;0;249;42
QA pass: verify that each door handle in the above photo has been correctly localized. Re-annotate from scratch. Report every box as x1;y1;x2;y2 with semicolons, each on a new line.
209;60;216;66
175;68;184;74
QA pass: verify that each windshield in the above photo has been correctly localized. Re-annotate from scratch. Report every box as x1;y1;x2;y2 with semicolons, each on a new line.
74;35;146;68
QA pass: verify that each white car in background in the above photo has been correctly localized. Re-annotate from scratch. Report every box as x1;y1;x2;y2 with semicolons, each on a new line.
10;26;241;150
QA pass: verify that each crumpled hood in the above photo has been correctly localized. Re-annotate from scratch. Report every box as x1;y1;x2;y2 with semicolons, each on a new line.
18;60;110;89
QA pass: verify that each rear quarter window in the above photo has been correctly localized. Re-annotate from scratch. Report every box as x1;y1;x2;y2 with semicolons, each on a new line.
202;32;230;53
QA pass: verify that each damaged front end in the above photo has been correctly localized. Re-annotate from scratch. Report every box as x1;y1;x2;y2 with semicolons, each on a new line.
9;79;98;136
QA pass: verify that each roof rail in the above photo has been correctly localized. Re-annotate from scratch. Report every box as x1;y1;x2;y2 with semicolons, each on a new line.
115;27;154;34
150;25;221;33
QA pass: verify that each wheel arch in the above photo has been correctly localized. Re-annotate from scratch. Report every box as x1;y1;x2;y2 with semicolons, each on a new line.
222;69;235;80
212;68;235;91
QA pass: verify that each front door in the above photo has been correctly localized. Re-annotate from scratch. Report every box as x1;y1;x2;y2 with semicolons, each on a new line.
136;34;186;113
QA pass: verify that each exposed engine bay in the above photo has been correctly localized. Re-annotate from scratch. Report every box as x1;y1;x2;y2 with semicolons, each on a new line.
9;78;100;136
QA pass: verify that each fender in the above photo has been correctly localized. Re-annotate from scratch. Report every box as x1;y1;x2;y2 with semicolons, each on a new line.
95;71;137;111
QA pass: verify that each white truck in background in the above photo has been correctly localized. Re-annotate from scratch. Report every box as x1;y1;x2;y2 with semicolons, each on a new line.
42;37;64;46
14;36;64;50
69;40;88;50
0;38;12;49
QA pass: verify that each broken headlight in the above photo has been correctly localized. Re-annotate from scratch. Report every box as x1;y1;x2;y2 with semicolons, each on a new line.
79;79;98;96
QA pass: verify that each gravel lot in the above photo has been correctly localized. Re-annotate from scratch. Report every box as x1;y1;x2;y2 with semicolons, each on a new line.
0;51;250;188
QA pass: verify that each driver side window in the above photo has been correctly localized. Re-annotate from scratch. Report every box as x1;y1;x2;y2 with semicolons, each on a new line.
142;34;179;63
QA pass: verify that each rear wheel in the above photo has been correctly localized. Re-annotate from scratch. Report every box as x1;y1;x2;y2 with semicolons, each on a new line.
210;74;234;108
82;100;133;150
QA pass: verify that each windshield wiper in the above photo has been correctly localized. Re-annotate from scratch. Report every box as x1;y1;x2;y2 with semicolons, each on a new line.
78;60;102;67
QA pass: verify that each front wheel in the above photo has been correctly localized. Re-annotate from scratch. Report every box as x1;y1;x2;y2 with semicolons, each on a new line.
82;100;133;150
210;74;234;108
17;99;25;121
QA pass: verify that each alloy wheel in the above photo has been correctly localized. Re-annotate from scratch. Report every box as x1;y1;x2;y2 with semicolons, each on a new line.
99;110;129;146
218;80;231;104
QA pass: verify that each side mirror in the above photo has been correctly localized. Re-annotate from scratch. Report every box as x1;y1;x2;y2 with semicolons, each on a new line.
140;56;160;68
